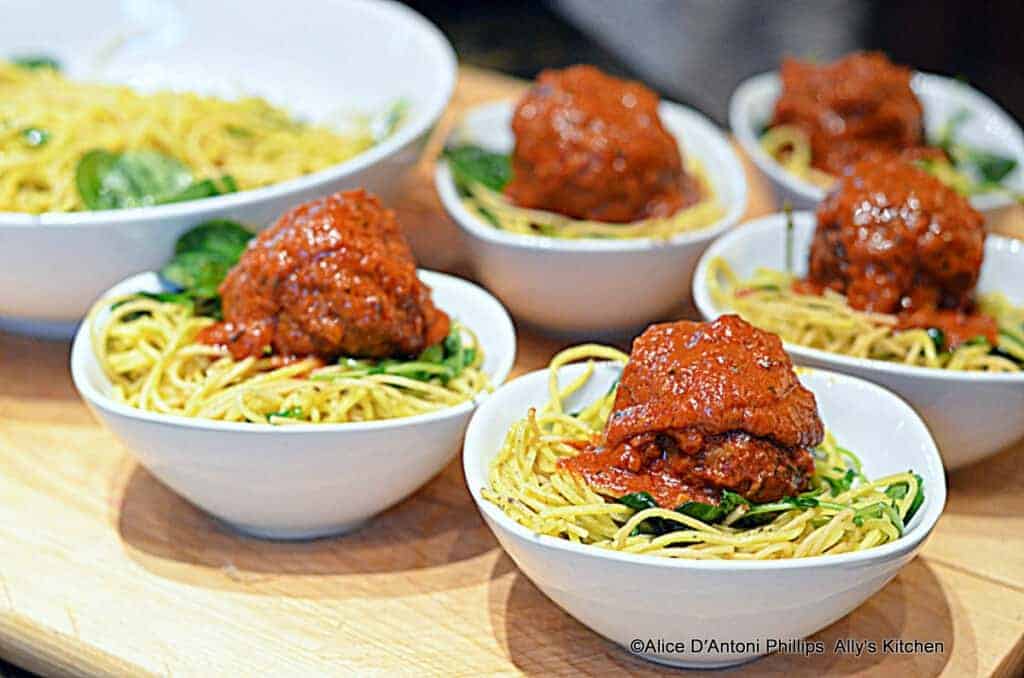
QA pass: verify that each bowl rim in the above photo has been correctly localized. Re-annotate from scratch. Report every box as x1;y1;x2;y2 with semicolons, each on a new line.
464;361;946;572
693;210;1024;384
1;0;457;229
70;268;517;433
434;98;749;253
729;69;1024;213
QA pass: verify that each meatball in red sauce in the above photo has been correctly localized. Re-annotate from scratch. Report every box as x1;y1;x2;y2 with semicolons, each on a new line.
771;52;927;175
505;65;701;223
560;315;823;508
198;189;450;360
808;157;996;347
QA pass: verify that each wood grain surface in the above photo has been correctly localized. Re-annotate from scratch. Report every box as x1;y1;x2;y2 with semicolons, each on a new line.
1;66;1023;678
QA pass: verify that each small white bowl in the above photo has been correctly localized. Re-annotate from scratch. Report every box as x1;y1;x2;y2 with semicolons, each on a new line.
435;100;748;336
464;362;945;669
694;212;1024;470
0;0;455;335
71;270;515;539
730;70;1024;215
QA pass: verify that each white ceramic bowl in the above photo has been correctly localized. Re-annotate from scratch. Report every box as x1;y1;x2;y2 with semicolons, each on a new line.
464;362;945;669
694;212;1024;470
435;100;748;336
71;270;515;539
0;0;455;335
730;70;1024;215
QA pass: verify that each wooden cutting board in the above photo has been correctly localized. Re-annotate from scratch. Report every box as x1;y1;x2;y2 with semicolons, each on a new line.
2;66;1024;678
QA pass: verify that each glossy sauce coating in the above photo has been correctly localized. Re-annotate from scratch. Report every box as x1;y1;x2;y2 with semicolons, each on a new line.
198;190;450;360
560;316;822;507
771;52;927;175
808;157;995;346
505;64;701;223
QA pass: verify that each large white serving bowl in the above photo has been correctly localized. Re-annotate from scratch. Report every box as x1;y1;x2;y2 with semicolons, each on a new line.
435;100;747;336
730;70;1024;215
71;270;515;539
694;212;1024;470
0;0;455;335
464;361;945;669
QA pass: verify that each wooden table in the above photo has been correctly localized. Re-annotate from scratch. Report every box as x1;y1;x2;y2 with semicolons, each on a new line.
2;67;1024;678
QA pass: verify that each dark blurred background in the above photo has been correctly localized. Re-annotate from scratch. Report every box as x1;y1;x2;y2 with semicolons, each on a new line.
403;0;1024;123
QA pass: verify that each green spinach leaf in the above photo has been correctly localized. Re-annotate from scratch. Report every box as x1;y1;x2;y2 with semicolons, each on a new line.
443;145;512;192
174;220;253;259
22;127;49;147
822;468;857;496
267;407;303;421
75;149;237;210
155;220;255;319
11;55;60;70
933;109;1018;189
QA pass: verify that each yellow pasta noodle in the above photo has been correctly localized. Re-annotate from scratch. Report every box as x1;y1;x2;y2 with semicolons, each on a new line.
0;61;377;213
706;257;1024;372
459;159;724;240
90;295;490;424
759;123;992;197
483;345;922;560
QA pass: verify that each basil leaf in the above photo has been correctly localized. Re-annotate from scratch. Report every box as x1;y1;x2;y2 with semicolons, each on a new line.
823;469;857;496
443;145;512;192
719;490;750;514
174;220;253;259
615;492;680;536
76;150;191;209
970;151;1017;184
75;150;119;210
926;327;945;352
615;492;659;511
161;250;236;299
676;501;725;523
440;326;469;381
11;55;60;70
22;127;50;147
267;407;303;421
418;343;444;364
905;473;925;524
75;149;237;210
159;175;238;205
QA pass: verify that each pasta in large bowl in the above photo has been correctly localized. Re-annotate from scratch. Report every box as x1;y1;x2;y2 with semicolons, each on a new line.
0;0;455;334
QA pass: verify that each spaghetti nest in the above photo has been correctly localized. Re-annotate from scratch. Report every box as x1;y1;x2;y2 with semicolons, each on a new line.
706;258;1024;372
483;345;923;561
759;124;1002;196
91;296;490;424
460;160;724;240
0;61;374;213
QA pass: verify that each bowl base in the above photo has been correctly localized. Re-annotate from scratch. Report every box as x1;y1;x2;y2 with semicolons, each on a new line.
0;315;80;340
631;649;765;670
221;517;370;541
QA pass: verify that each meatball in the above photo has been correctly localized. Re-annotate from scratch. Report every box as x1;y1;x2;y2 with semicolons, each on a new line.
504;64;701;223
810;157;986;315
770;52;926;175
198;189;450;360
560;315;823;507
